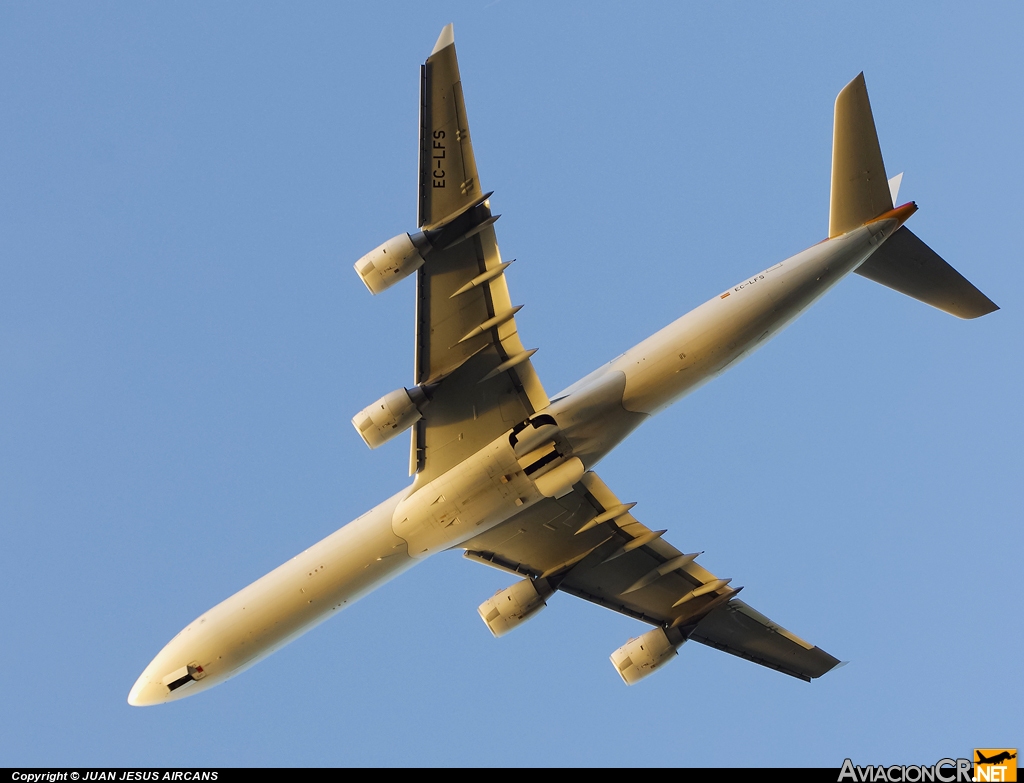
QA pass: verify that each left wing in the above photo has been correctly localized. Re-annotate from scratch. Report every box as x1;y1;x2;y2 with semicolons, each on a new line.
409;26;548;483
461;471;841;682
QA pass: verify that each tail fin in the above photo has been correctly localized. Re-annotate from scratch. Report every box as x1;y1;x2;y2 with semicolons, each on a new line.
830;73;999;319
830;73;893;238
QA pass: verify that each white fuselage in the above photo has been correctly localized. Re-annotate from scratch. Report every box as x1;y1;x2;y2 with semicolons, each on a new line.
128;220;896;705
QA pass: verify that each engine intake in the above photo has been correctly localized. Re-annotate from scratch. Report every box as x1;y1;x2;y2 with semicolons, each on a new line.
352;387;428;449
610;627;686;685
354;233;428;295
478;578;553;637
354;194;498;295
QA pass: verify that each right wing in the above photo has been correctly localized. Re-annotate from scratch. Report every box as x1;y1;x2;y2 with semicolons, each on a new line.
461;471;841;682
408;26;549;484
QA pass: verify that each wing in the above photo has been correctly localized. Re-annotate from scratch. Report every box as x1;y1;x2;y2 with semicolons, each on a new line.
410;26;548;483
461;471;841;682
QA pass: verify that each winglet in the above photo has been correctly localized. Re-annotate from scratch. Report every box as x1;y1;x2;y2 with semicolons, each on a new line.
431;23;454;55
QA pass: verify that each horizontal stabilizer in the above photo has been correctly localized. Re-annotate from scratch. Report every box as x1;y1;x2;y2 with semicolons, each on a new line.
856;226;999;319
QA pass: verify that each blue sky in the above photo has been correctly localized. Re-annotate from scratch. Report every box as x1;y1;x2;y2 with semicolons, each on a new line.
1;1;1020;768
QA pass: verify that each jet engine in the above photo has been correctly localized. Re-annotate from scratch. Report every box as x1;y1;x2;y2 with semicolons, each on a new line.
478;577;553;637
354;233;429;295
354;192;498;295
609;627;686;685
352;386;429;449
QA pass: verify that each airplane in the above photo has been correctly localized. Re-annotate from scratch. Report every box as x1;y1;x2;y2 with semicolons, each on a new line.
976;752;1017;765
128;24;998;705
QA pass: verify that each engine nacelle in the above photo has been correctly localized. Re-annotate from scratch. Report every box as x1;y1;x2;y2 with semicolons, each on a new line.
610;627;686;685
352;387;424;449
354;233;427;295
478;578;553;637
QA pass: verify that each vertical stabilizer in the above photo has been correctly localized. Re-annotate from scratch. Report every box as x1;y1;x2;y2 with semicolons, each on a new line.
829;73;893;238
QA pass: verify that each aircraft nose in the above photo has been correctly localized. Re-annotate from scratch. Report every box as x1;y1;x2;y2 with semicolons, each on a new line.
127;671;169;707
128;642;218;706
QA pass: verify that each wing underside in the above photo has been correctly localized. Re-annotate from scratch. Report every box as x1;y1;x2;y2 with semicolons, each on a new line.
462;471;841;681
